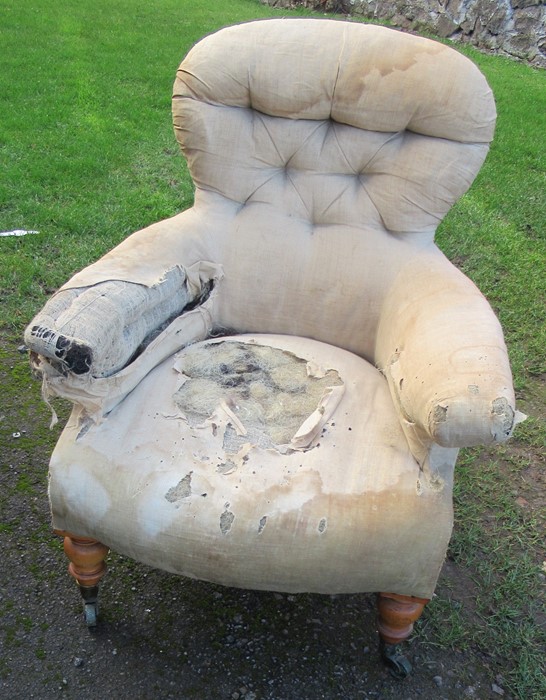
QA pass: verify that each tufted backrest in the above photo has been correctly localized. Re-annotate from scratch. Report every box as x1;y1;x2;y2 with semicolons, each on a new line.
172;19;496;361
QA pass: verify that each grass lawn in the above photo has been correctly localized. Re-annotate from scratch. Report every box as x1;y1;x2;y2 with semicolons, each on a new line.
1;1;544;698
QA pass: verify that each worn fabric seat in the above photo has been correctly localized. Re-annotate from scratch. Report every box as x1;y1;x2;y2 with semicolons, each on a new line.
50;334;453;597
25;19;522;673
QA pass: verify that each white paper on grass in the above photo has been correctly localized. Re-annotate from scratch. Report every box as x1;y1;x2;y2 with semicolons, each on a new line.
0;230;39;237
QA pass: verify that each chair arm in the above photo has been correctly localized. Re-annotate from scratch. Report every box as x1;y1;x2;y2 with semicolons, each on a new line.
375;246;522;463
24;207;223;378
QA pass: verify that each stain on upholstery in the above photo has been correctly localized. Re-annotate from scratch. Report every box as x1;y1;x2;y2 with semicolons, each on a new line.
491;397;516;438
220;506;235;534
165;472;192;502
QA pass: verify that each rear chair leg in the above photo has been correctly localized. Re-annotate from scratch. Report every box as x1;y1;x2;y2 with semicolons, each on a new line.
55;530;109;628
376;592;429;678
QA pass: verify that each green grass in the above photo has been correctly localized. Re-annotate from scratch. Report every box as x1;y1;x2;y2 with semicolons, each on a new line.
0;0;315;327
420;446;546;694
1;1;544;698
436;47;546;387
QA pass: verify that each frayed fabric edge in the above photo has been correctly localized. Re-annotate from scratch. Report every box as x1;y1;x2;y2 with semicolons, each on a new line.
34;261;223;424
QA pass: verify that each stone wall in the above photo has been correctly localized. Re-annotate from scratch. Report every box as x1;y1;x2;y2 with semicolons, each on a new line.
263;0;546;67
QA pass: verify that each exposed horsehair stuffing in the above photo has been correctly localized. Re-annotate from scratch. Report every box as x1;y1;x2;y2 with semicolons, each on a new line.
173;341;343;453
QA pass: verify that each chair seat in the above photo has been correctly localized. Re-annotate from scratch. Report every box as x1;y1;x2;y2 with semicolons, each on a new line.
50;334;453;597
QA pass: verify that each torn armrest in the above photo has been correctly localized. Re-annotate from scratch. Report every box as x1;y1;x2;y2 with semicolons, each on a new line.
382;346;524;467
25;266;194;378
375;248;524;458
426;393;525;447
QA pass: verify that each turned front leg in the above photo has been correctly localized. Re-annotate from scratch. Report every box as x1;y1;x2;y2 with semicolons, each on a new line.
376;592;429;678
55;530;109;627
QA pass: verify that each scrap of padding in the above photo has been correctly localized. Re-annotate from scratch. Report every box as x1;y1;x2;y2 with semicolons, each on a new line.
289;384;345;450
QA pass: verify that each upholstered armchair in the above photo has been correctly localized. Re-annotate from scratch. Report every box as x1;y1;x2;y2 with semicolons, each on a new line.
25;19;522;677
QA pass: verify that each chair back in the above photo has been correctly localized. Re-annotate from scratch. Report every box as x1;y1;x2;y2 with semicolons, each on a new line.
173;19;495;359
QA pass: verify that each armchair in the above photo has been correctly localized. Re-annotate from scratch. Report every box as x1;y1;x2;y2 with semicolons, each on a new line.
25;19;523;677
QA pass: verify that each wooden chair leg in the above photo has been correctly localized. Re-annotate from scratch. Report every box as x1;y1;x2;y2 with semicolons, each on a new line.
55;530;109;627
376;592;429;678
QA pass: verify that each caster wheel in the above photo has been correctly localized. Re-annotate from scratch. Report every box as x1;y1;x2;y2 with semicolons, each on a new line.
84;601;98;628
380;643;412;679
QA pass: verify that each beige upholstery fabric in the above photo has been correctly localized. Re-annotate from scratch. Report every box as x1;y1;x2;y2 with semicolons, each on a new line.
25;20;521;598
50;335;455;597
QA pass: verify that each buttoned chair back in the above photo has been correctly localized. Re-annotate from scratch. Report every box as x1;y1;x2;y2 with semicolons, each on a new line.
172;19;495;362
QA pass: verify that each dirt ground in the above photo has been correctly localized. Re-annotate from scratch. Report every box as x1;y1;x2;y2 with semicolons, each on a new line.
0;338;536;700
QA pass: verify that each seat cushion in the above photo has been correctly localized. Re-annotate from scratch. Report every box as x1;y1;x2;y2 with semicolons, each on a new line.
49;334;453;598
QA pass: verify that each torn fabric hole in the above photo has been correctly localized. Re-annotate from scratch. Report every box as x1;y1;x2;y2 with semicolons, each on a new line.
27;261;223;424
26;261;223;379
172;340;344;453
35;298;217;425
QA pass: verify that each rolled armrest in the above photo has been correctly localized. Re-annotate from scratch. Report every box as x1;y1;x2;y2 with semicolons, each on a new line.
24;206;224;378
375;246;522;462
25;270;191;376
